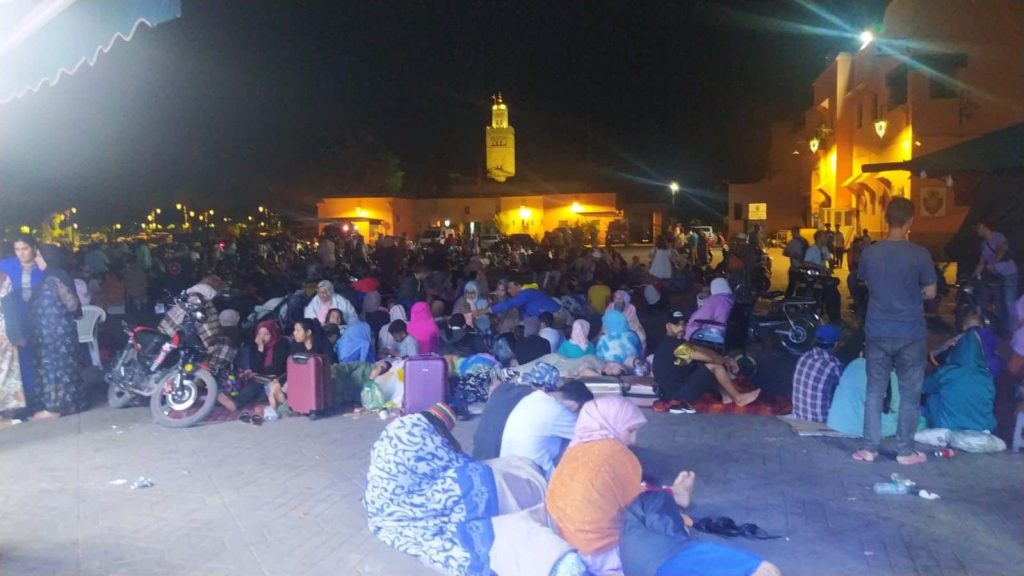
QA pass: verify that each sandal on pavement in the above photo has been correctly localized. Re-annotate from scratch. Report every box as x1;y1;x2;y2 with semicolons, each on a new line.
897;451;927;465
852;449;877;462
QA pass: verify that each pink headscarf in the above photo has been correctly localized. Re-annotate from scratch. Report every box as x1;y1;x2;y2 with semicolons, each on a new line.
571;396;647;447
607;290;646;346
570;319;591;349
407;301;439;354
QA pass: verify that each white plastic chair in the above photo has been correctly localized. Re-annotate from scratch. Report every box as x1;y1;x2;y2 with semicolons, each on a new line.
77;305;107;368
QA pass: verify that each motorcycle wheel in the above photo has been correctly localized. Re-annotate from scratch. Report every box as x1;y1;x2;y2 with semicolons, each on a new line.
107;381;136;409
780;317;818;355
150;371;219;428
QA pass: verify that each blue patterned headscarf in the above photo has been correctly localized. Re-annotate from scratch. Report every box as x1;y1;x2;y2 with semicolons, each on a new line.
521;361;560;392
364;414;498;575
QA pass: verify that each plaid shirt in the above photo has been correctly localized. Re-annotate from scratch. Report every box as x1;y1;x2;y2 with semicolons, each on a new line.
159;300;236;372
792;347;842;422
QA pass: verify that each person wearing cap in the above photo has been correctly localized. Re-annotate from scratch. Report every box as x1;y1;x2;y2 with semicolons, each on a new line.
652;310;761;410
365;401;589;576
501;376;595;478
791;325;843;423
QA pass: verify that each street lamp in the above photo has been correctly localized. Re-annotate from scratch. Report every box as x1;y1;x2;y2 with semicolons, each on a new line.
668;181;680;212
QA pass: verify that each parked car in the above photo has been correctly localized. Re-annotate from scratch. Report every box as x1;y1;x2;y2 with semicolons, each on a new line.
605;220;630;247
479;233;503;249
418;228;447;246
507;233;537;252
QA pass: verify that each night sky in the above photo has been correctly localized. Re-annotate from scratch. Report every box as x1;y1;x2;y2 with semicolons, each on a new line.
0;0;889;226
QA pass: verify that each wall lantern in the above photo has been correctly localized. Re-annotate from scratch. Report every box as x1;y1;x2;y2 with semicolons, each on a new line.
443;219;451;228
570;201;582;213
518;203;531;220
808;137;820;153
874;119;888;139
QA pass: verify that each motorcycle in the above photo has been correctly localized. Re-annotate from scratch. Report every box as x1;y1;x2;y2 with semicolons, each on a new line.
106;292;221;428
954;273;1002;334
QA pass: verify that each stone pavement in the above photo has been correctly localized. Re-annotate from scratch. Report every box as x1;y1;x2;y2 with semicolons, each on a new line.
1;402;1022;576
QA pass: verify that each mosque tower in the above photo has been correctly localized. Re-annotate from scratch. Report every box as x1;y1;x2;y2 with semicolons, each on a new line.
485;92;515;182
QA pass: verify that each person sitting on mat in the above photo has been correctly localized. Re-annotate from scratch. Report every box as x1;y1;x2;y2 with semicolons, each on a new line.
791;325;843;423
546;396;780;576
652;310;760;410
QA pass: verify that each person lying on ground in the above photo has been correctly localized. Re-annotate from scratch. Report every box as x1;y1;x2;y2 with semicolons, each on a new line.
546;396;780;576
331;360;392;408
653;310;760;408
514;334;552;365
501;377;594;478
791;324;843;423
515;353;606;379
365;402;589;576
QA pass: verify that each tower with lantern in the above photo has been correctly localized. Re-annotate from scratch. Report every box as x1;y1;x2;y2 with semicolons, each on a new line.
485;93;515;182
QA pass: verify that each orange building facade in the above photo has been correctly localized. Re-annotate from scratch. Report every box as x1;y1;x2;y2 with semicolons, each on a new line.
731;0;1024;252
316;189;628;244
803;0;1024;253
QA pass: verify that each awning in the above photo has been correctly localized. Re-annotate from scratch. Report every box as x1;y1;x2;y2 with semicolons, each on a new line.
861;122;1024;174
841;172;888;198
0;0;181;104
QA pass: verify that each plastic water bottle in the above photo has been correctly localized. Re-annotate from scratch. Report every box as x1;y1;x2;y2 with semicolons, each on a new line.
873;482;910;495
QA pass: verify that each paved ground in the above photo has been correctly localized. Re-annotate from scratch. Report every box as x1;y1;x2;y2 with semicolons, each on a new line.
2;399;1022;576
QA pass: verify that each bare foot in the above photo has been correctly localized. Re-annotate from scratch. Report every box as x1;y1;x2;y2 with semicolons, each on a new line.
217;393;237;412
671;471;697;508
30;410;60;421
734;389;761;407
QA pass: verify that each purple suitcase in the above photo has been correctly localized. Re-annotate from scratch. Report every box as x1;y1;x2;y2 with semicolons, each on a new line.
287;354;332;418
402;354;448;414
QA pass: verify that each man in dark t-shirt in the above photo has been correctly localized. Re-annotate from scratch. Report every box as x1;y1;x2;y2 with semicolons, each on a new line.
652;310;761;407
854;197;937;465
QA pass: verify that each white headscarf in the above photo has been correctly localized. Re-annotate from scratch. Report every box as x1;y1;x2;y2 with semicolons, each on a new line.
710;278;733;296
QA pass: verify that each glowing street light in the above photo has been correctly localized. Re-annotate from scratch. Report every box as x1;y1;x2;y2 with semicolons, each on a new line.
155;208;162;215
175;203;183;210
859;30;874;50
668;181;680;194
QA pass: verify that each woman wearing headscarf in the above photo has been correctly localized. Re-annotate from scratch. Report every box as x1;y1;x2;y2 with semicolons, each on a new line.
303;279;358;326
596;310;642;365
229;320;290;411
335;320;374;363
361;290;390;339
606;290;646;352
28;244;86;420
365;403;588;576
0;269;25;415
407;301;439;355
684;277;735;341
547;396;774;576
922;328;996;432
558;319;596;359
452;281;491;335
378;304;408;356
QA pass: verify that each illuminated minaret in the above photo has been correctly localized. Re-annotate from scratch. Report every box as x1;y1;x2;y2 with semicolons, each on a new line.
485;92;515;182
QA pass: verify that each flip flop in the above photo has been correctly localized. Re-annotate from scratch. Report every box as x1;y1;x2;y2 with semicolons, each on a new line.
897;451;927;465
852;449;877;462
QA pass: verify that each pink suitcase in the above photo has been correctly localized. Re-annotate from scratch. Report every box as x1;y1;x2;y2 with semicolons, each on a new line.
402;354;448;414
287;354;332;418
